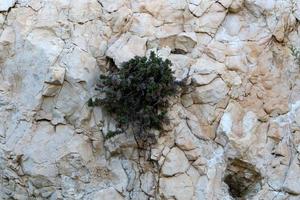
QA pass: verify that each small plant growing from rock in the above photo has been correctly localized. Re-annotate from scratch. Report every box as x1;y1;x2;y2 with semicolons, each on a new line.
89;52;178;143
290;46;300;65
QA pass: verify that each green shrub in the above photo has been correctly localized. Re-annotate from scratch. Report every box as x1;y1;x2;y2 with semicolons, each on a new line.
89;52;178;142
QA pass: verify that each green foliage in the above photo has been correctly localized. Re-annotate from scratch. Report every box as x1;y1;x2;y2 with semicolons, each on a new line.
290;46;300;64
105;130;123;139
89;52;178;141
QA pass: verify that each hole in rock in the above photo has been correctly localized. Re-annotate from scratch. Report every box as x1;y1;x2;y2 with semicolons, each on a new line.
106;57;118;72
171;48;187;55
224;159;262;200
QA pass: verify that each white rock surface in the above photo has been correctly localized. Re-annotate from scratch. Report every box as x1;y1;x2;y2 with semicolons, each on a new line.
161;147;189;176
192;78;229;104
106;34;147;66
92;187;125;200
282;156;300;195
0;0;16;11
1;0;300;199
44;65;66;85
159;174;194;200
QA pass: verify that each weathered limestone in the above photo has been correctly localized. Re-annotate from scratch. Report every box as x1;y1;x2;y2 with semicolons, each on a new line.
192;78;229;104
159;174;194;200
92;187;125;200
62;46;99;87
26;29;64;64
0;0;300;199
44;66;66;85
0;0;16;11
68;0;102;23
106;33;147;66
161;147;189;176
229;0;244;13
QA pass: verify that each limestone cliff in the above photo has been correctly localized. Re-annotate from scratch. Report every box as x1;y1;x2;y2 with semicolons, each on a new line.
0;0;300;199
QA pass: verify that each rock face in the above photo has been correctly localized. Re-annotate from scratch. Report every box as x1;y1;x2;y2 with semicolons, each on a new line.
0;0;300;199
0;0;16;11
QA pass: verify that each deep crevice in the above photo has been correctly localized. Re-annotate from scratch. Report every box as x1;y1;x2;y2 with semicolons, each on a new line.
224;159;263;200
106;57;118;72
170;48;187;55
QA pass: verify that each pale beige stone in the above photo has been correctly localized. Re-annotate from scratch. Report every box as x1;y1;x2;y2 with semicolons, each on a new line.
44;66;65;85
191;73;217;86
62;47;98;87
282;158;300;194
27;29;64;64
42;84;61;97
221;71;242;86
0;27;15;44
218;0;233;8
1;0;300;199
229;0;244;13
175;122;199;150
93;187;125;200
192;78;229;104
130;13;162;37
192;3;227;34
160;174;194;200
189;55;226;75
223;14;242;36
106;34;147;66
218;101;259;152
188;1;214;17
225;55;248;72
155;23;182;38
100;0;124;12
110;7;132;33
161;147;189;176
140;172;155;196
68;0;102;23
0;0;16;11
168;54;191;81
175;32;198;52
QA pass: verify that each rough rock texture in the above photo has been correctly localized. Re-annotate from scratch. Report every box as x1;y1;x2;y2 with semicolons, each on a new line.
0;0;300;199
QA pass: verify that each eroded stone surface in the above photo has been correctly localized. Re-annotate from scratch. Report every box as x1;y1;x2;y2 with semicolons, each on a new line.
1;0;300;199
159;174;194;200
161;147;189;176
0;0;16;11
